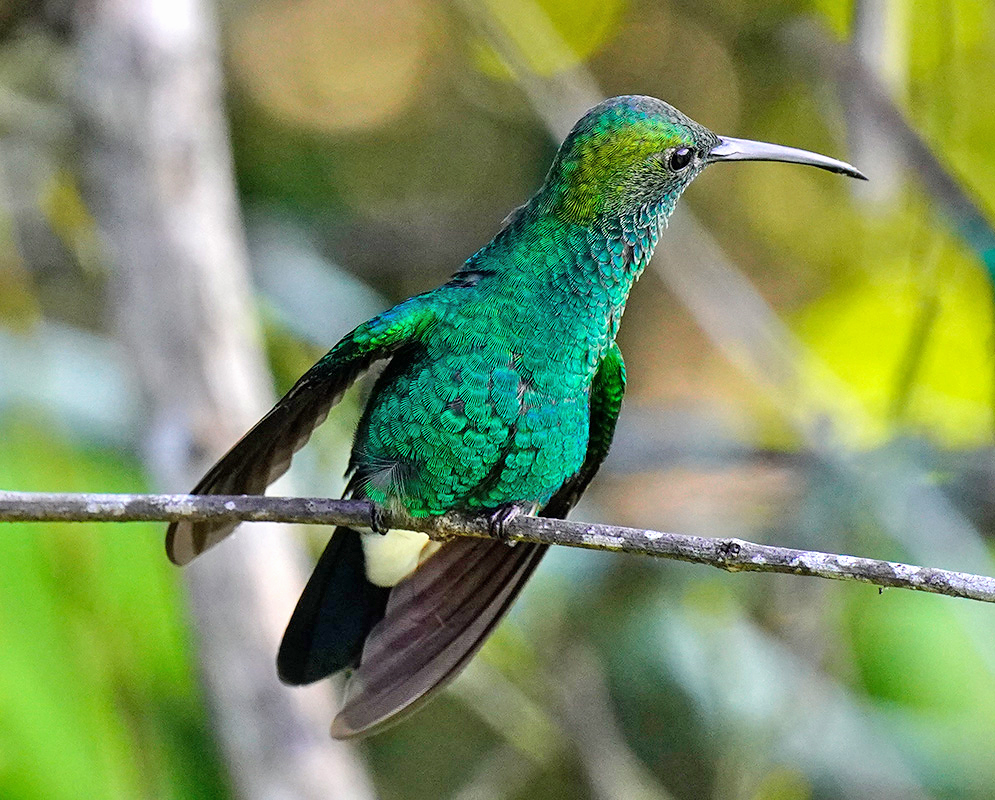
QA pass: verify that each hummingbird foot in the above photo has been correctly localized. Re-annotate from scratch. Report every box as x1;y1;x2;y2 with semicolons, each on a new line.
370;504;390;535
487;504;527;544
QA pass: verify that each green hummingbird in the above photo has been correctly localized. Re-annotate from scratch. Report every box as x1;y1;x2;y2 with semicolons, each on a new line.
166;95;864;738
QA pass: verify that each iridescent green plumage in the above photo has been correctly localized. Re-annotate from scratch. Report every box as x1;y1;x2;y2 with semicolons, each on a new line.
344;99;715;520
166;95;864;738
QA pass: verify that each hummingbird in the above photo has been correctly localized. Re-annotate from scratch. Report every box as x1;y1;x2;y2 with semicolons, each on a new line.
166;95;864;738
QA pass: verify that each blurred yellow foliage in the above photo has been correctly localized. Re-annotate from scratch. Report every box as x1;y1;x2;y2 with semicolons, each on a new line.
473;0;625;78
230;0;432;132
797;249;994;447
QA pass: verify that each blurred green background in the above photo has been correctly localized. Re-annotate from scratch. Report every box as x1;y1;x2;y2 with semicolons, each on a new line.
2;0;995;798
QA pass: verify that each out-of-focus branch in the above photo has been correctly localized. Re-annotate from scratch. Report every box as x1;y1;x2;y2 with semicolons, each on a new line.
556;646;676;800
70;1;375;797
847;0;907;205
4;490;995;604
785;22;995;278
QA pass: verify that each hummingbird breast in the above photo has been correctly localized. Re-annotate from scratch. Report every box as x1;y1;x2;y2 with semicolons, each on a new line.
350;292;599;519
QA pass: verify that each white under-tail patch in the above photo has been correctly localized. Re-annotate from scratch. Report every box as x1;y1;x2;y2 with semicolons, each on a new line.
355;461;442;585
358;527;442;587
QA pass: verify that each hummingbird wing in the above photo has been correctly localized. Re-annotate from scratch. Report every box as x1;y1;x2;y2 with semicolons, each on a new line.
165;297;435;565
328;342;627;738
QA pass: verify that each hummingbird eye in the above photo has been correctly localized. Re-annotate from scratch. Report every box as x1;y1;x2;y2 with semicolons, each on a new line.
669;147;694;171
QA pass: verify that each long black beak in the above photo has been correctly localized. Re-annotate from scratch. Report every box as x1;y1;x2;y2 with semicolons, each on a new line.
709;136;867;180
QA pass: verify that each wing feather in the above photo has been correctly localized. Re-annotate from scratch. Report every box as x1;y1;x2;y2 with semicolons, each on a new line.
166;297;434;564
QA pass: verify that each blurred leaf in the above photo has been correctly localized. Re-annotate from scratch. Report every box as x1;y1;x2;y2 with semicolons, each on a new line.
0;259;38;332
811;0;852;39
846;588;995;715
40;169;102;275
751;769;812;800
0;165;38;331
0;415;229;800
246;211;386;350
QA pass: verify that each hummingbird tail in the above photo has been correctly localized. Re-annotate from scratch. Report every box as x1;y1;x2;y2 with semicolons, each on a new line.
329;537;548;739
277;526;390;685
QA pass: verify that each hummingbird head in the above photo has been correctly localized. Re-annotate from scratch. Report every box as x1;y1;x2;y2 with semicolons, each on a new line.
540;95;865;227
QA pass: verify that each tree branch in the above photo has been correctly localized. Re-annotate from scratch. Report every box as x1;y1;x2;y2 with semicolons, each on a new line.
2;491;994;604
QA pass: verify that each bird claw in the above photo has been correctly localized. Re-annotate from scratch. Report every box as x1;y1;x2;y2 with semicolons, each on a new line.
370;504;389;535
488;505;524;543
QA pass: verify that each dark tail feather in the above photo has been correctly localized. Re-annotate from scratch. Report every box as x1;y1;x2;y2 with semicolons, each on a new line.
277;527;390;685
329;537;547;738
